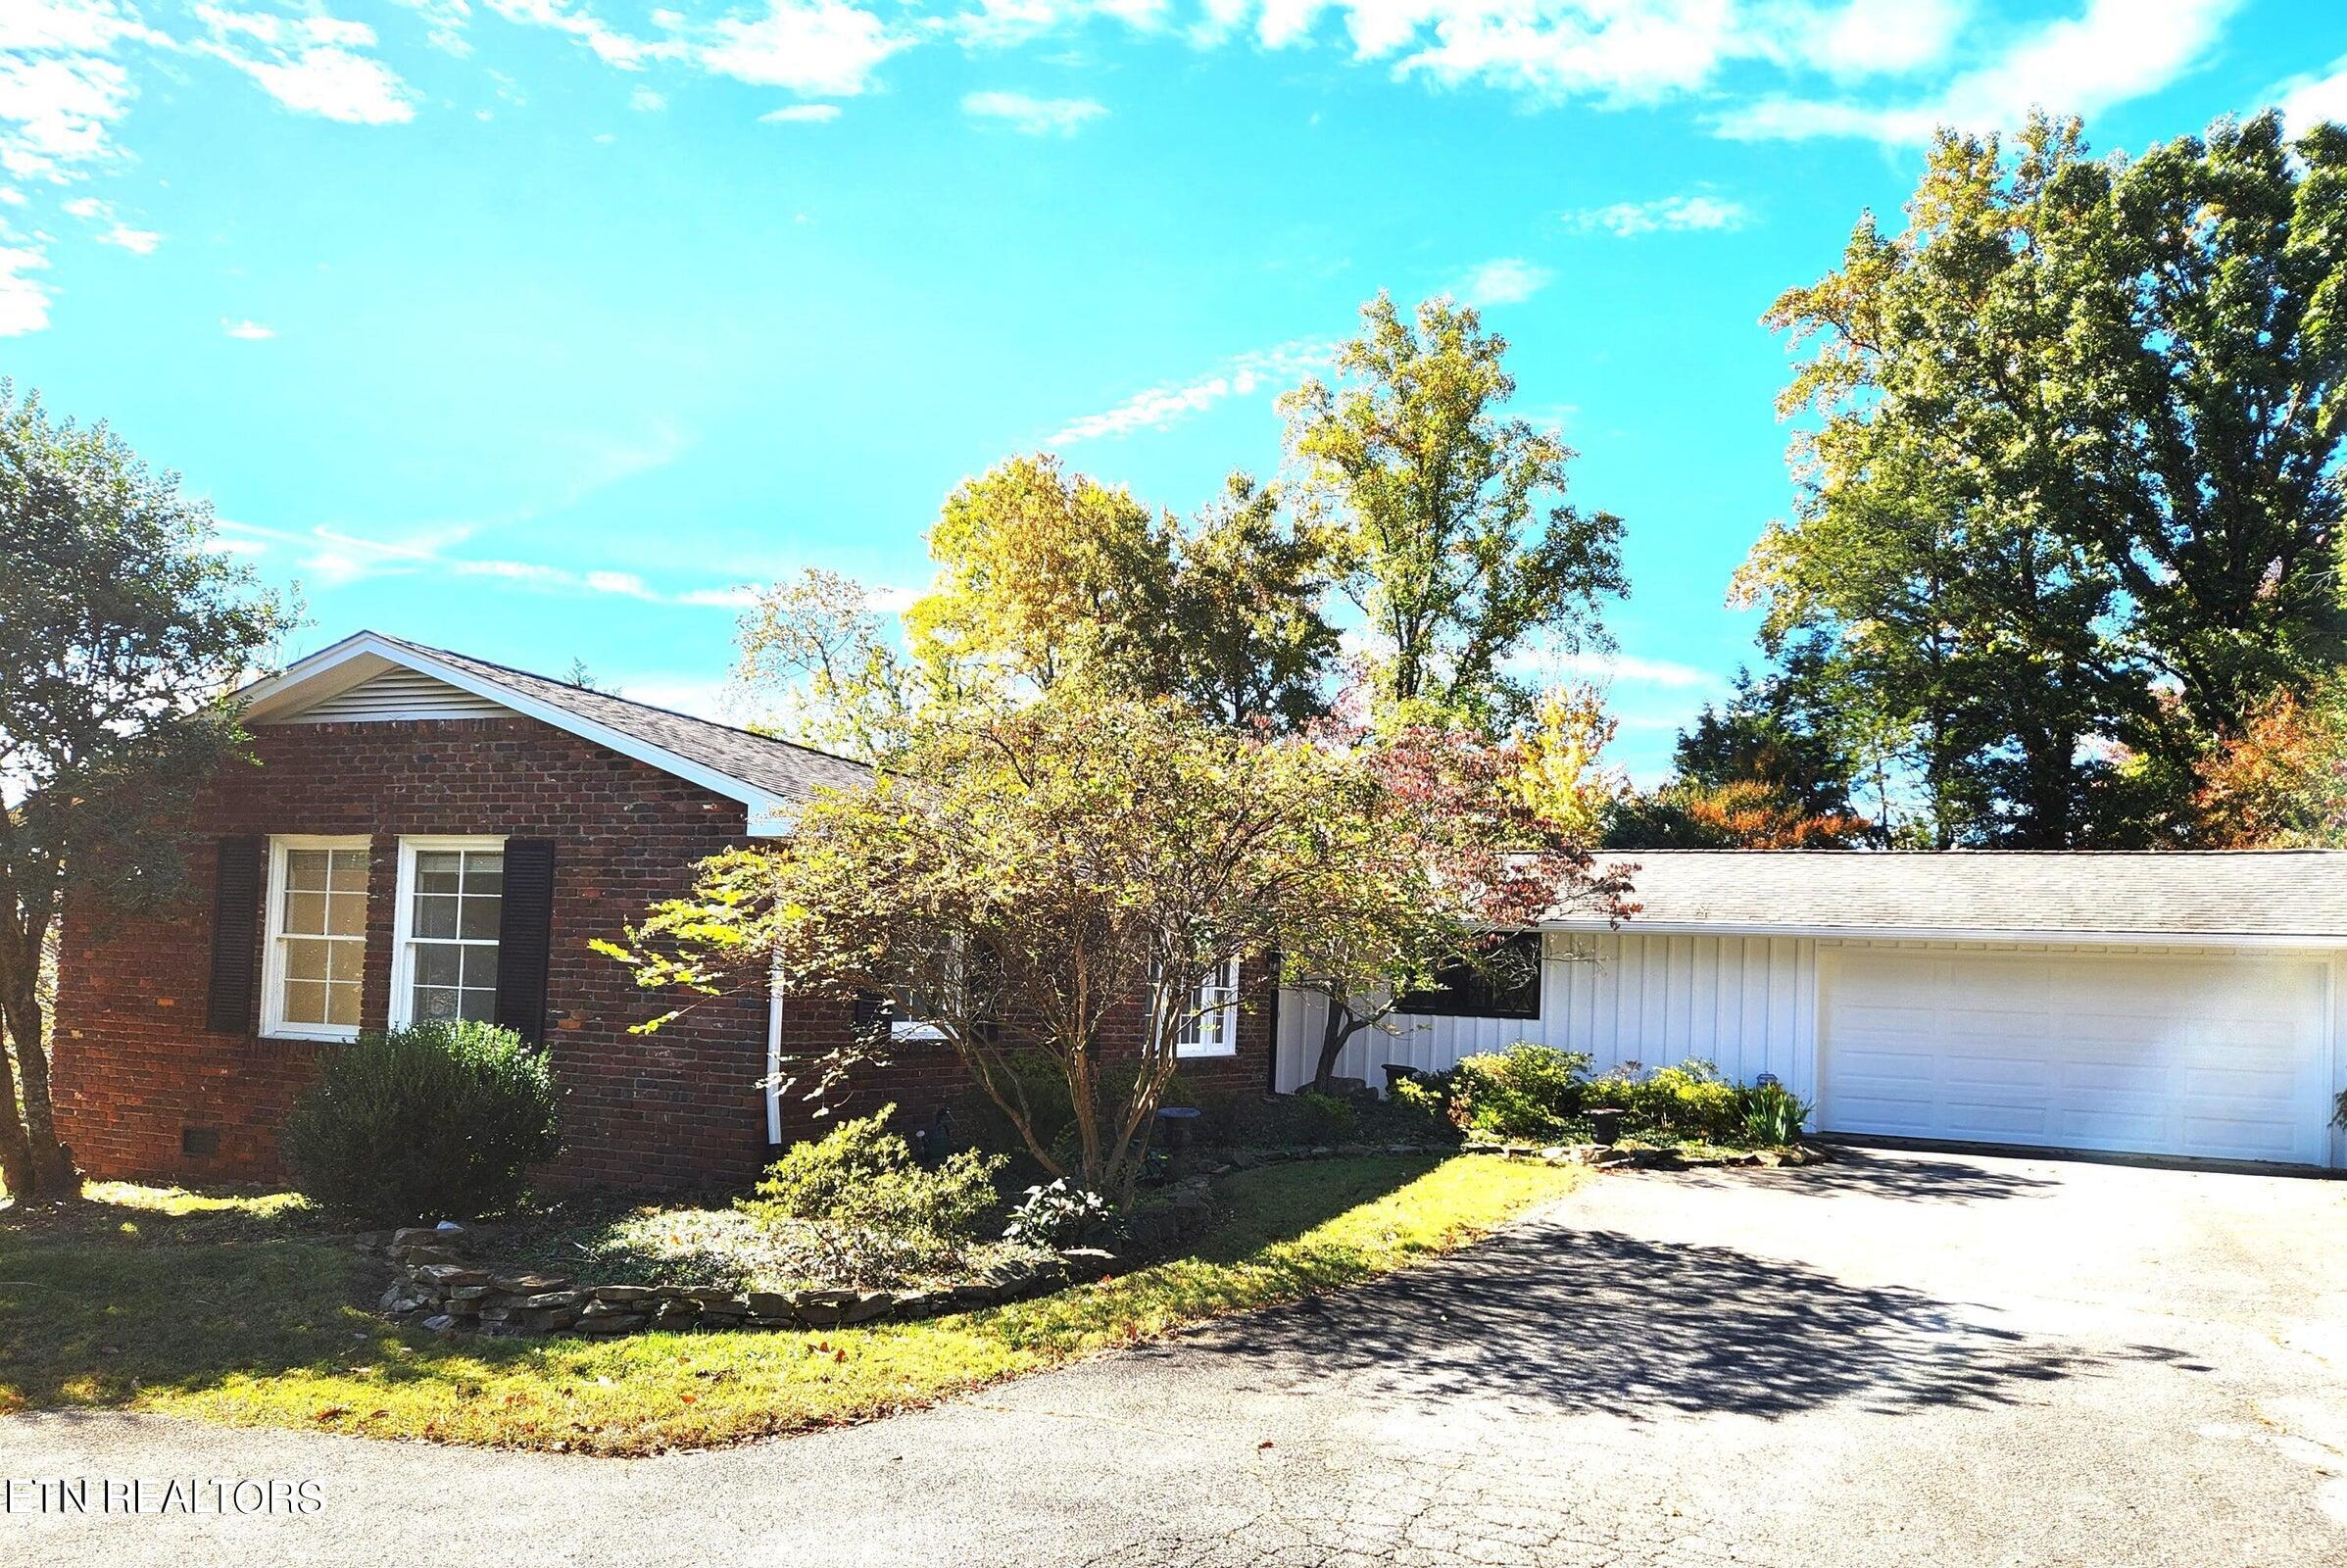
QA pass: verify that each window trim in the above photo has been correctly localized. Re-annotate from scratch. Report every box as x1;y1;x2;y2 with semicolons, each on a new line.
259;834;371;1043
388;834;510;1030
1169;956;1243;1059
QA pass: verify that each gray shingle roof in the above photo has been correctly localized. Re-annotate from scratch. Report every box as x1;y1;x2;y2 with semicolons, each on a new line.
377;634;872;803
1558;850;2347;941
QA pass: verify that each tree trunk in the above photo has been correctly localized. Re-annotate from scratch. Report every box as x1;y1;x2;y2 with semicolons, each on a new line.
0;948;79;1204
1309;993;1376;1094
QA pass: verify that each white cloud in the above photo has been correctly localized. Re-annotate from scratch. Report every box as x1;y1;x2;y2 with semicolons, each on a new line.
702;0;902;97
1563;193;1749;236
2273;54;2347;133
1450;256;1552;306
220;517;758;609
758;103;841;122
222;317;275;339
1548;650;1724;690
0;49;135;179
1790;0;1968;78
483;0;681;71
0;244;52;334
96;219;157;252
1721;0;2241;144
195;10;417;124
961;89;1106;135
864;583;920;613
629;85;666;111
678;583;760;608
59;191;158;252
584;568;657;599
1047;338;1335;445
389;0;477;58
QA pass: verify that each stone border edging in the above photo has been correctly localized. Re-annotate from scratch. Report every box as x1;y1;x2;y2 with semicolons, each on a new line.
364;1177;1218;1340
1460;1139;1834;1169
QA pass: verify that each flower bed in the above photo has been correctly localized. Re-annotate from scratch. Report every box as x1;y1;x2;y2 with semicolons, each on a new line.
367;1176;1220;1340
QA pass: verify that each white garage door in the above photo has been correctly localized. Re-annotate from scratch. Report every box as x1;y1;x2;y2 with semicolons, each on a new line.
1819;947;2333;1166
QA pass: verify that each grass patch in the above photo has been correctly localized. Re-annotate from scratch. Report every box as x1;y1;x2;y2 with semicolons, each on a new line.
0;1155;1583;1455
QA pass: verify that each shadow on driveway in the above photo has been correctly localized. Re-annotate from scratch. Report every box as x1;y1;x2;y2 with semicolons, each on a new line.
1157;1219;2174;1423
1736;1147;2065;1204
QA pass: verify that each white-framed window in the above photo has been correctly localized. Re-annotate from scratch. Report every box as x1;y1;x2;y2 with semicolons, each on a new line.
261;835;370;1042
390;836;507;1028
1170;956;1242;1057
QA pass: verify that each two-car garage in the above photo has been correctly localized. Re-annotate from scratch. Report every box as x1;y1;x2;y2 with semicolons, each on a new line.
1275;849;2347;1171
1818;946;2335;1167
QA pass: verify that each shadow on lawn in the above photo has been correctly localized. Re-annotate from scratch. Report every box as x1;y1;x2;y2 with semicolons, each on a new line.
1162;1218;2174;1422
0;1155;1445;1417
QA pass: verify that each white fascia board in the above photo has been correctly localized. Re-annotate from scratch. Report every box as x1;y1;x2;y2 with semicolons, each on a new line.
239;632;796;835
1540;916;2347;951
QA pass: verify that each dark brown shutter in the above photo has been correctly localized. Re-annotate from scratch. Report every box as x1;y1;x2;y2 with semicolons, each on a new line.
852;988;890;1033
205;836;264;1034
493;838;556;1044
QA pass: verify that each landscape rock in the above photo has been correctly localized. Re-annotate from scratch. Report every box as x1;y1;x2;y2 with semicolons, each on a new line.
1128;1207;1180;1249
489;1273;568;1294
416;1263;492;1288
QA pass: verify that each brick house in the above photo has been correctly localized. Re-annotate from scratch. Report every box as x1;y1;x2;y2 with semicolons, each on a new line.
51;631;1275;1192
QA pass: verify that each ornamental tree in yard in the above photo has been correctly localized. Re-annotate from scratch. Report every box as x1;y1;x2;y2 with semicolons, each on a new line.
1289;722;1636;1095
602;683;1632;1200
0;384;293;1203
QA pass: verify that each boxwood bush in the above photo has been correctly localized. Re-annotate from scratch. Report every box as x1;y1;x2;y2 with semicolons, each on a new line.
283;1019;561;1222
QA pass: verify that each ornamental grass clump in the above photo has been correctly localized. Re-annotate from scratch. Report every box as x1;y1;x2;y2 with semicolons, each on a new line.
282;1019;560;1222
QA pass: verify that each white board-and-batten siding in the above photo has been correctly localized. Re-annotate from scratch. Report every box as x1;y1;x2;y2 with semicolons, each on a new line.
1273;931;1820;1099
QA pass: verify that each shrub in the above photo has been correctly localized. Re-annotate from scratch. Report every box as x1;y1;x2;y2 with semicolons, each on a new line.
1450;1044;1592;1140
1388;1070;1456;1133
1295;1089;1358;1143
1740;1082;1812;1147
1002;1178;1108;1248
282;1019;560;1222
740;1104;1007;1247
1582;1057;1744;1141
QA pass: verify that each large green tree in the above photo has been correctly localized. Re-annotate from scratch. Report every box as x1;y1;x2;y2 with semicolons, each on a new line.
737;458;1339;753
2072;113;2347;751
1281;293;1627;735
1743;111;2347;847
0;386;293;1202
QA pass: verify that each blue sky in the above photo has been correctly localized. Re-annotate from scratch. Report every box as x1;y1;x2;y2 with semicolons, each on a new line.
5;0;2344;776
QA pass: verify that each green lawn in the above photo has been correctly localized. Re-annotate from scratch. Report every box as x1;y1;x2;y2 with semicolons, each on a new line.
0;1154;1585;1456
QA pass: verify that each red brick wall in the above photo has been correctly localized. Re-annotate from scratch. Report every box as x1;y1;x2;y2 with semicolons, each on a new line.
51;711;1276;1196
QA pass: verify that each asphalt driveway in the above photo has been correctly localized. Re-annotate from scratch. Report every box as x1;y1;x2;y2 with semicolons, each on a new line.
6;1147;2345;1566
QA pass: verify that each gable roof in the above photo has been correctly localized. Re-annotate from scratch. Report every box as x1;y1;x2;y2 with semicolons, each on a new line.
235;631;869;834
1554;849;2347;946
